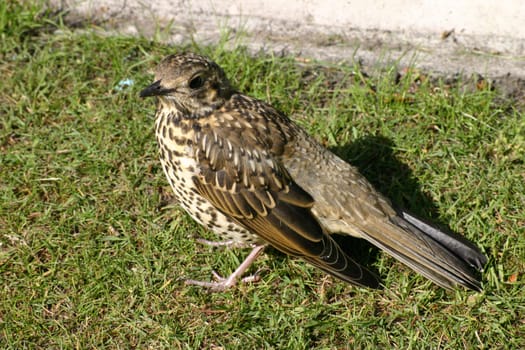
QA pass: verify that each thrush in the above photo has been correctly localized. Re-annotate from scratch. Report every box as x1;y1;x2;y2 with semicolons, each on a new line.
140;52;487;291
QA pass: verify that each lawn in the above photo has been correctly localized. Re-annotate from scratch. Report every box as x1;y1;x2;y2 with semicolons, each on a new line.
1;2;523;349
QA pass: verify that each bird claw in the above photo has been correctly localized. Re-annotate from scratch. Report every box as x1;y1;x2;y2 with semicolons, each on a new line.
184;245;266;292
212;269;262;284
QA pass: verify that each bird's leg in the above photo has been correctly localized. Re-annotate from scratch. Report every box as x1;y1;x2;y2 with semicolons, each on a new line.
195;238;237;247
185;245;266;291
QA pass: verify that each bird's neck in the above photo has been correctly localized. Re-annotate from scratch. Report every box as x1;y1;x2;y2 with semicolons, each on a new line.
156;97;222;121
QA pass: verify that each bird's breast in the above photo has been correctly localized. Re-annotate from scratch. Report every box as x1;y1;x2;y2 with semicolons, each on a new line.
153;109;262;245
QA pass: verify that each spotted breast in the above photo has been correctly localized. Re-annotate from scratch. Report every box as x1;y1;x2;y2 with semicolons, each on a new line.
154;103;263;246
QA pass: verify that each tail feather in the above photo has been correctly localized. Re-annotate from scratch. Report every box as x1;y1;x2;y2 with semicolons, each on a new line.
399;211;488;270
359;212;487;291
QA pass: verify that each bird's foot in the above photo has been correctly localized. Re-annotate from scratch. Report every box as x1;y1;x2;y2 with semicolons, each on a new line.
185;245;266;291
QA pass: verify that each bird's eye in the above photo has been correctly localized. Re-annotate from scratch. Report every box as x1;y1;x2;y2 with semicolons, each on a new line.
189;75;205;89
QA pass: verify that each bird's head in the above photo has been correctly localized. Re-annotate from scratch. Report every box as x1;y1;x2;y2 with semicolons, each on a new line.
140;52;234;116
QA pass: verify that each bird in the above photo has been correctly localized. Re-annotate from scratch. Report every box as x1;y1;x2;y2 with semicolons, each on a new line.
140;52;487;292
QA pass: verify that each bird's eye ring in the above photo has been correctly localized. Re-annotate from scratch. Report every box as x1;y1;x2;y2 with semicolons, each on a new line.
189;75;205;89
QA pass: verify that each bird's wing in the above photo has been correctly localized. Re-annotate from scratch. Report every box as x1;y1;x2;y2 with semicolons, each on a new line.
190;95;379;287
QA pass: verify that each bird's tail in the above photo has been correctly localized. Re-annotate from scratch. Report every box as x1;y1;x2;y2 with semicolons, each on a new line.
362;210;487;291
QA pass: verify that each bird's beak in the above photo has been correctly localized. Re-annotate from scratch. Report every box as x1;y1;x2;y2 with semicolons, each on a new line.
140;79;168;98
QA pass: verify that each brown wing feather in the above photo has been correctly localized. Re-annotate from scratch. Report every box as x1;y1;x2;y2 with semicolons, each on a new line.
191;95;380;288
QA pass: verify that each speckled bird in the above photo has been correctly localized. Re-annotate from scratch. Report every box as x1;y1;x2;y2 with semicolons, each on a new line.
140;52;487;291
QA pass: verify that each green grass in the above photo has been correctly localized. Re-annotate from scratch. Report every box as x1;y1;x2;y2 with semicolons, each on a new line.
1;2;524;349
